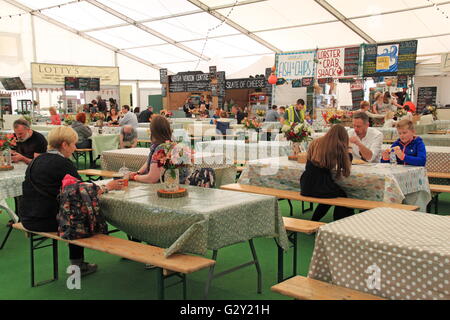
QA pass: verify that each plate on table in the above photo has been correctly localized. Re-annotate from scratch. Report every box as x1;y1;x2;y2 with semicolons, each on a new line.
352;159;369;165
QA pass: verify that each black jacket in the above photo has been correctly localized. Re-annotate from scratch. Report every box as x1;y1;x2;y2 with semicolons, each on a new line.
20;152;81;231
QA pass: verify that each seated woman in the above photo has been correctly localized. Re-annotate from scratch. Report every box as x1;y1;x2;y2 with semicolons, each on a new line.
19;126;124;275
129;115;185;183
48;107;61;125
106;108;120;125
71;112;92;149
199;103;209;118
300;124;354;222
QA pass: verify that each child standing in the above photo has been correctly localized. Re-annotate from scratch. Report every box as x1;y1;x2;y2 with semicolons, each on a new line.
381;119;426;166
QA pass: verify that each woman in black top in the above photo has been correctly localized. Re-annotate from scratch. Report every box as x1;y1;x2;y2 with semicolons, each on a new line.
300;124;354;221
19;126;124;275
106;107;120;125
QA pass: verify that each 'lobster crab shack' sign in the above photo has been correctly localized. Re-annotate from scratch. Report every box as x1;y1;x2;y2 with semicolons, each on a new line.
316;46;360;79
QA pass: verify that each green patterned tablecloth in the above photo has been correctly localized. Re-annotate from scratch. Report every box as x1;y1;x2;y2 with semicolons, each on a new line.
239;157;431;212
308;207;450;300
91;134;119;159
99;182;289;257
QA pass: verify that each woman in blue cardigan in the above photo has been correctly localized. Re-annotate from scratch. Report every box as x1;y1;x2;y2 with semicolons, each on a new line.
381;119;426;166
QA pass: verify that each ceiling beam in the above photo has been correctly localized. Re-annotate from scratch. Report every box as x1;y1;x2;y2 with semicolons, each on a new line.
3;0;166;72
187;0;281;53
79;0;267;33
314;0;376;44
85;0;210;61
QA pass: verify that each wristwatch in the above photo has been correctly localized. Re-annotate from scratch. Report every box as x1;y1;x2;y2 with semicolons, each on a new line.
101;185;109;193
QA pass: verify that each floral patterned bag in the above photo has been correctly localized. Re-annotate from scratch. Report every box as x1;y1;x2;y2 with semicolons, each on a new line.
56;181;108;240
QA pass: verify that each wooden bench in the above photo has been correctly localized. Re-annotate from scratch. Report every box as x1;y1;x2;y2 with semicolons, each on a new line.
277;217;325;282
12;223;215;299
78;169;122;181
428;184;450;214
271;276;385;300
427;172;450;179
73;148;94;169
220;183;420;211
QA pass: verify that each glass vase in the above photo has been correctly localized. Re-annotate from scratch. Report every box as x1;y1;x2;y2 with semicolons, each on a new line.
160;168;180;192
0;148;12;168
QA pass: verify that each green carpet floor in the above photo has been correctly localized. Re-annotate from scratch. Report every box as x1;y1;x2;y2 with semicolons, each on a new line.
1;160;449;300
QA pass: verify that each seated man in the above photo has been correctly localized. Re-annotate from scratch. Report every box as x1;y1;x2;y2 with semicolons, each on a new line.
11;119;47;164
348;112;383;163
119;125;138;149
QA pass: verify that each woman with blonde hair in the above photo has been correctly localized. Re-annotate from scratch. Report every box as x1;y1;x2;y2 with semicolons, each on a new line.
48;107;61;125
19;126;125;275
300;124;354;221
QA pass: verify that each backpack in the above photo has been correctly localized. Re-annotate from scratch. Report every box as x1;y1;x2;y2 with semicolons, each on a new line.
186;168;215;188
56;181;108;240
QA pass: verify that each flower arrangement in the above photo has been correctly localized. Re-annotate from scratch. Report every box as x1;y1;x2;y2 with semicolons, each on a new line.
394;108;407;119
0;133;16;151
91;112;105;122
281;122;313;143
322;109;343;124
152;141;193;173
63;114;76;125
255;109;266;117
424;105;437;120
242;117;262;130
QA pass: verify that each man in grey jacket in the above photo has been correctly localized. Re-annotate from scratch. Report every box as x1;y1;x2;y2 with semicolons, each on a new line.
119;105;138;128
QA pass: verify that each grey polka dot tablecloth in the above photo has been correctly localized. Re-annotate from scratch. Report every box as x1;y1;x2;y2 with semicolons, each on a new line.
308;207;450;300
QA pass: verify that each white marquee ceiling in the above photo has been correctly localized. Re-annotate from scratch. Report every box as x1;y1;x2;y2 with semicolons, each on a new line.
2;0;450;73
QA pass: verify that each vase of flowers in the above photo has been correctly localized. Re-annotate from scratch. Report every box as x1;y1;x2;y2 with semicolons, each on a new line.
324;109;343;125
242;117;262;130
153;141;193;195
0;134;16;170
255;109;266;122
424;105;437;120
394;108;407;120
281;122;313;161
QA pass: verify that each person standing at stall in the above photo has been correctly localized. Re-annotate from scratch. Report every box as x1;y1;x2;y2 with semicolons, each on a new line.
282;99;306;124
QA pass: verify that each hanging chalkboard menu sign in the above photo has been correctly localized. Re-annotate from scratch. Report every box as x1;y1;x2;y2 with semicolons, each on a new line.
64;77;79;90
159;68;168;84
363;40;418;77
397;75;408;88
318;77;333;85
169;71;210;93
65;77;100;91
417;87;437;112
216;71;226;97
302;77;314;87
209;66;217;79
0;77;26;90
292;79;301;88
351;89;364;110
344;46;360;76
225;78;266;90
